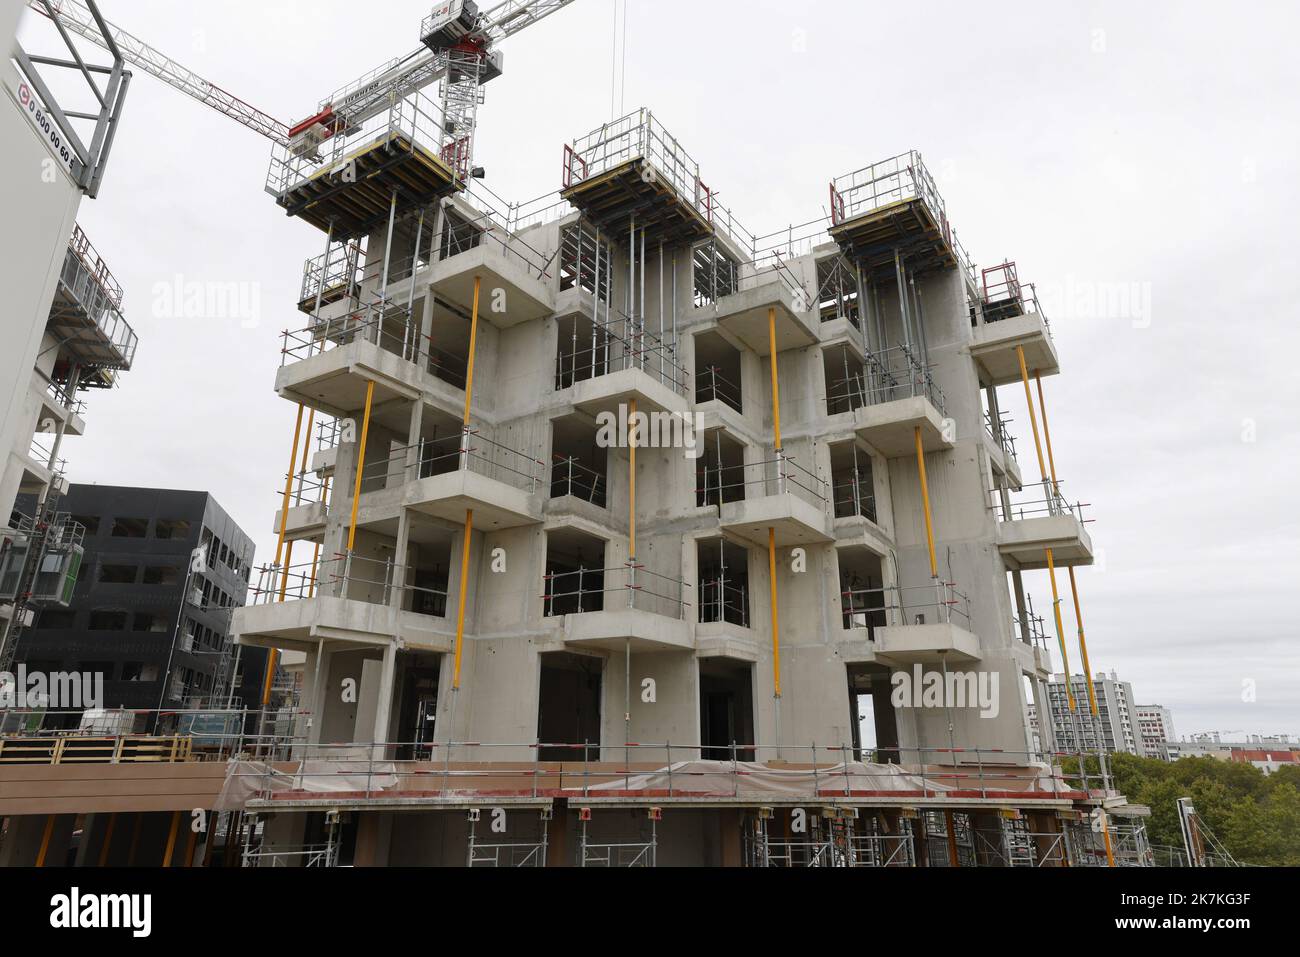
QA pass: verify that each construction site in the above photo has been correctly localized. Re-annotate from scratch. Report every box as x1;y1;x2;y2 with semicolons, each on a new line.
0;0;1173;870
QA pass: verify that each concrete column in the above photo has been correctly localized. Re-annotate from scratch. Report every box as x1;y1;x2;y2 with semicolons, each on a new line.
371;640;398;751
353;811;392;866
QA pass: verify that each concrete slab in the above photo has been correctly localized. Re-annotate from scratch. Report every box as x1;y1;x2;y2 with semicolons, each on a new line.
571;367;691;419
406;469;544;530
234;596;402;650
429;242;555;329
706;280;817;356
273;500;327;543
853;395;953;458
719;493;834;547
996;514;1094;569
970;313;1060;385
276;338;421;424
564;609;693;653
874;622;981;666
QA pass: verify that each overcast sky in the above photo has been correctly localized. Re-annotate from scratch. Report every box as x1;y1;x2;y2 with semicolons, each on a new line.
18;0;1299;739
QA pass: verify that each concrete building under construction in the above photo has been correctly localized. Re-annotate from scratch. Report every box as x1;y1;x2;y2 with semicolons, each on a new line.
0;0;1151;868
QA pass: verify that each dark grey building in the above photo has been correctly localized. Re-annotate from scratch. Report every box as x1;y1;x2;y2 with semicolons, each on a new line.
12;485;264;723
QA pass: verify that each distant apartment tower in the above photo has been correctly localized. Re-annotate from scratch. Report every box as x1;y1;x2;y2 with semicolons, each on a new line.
1047;672;1139;755
1134;704;1176;760
12;486;261;724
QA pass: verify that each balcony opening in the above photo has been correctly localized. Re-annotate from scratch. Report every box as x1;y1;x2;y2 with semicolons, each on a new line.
405;524;452;619
697;537;750;627
816;254;860;328
550;414;607;507
537;651;602;761
394;651;441;760
543;528;605;617
426;300;471;391
409;407;469;486
699;658;755;761
838;546;887;636
847;663;900;762
692;239;739;308
696;429;746;509
824;344;867;415
694;330;742;412
554;313;611;389
829;441;876;522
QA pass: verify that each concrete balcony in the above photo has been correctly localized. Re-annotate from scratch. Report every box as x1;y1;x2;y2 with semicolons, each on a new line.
354;433;546;532
564;609;693;654
848;347;954;458
570;366;691;420
718;451;834;547
552;564;693;653
276;309;424;421
874;622;981;666
707;279;817;355
971;311;1060;385
428;236;555;330
273;500;328;543
993;485;1094;570
234;596;454;656
854;396;953;458
695;622;760;663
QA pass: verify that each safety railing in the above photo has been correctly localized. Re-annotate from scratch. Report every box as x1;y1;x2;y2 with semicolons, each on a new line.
840;580;972;629
354;429;544;496
563;108;711;223
452;178;557;280
280;299;468;391
267;86;447;197
697;575;750;628
697;449;829;512
854;344;947;416
831;467;877;522
830;150;947;233
543;562;691;620
222;739;1113;804
753;217;834;272
44;377;87;419
695;365;742;412
817;253;862;328
984;410;1019;465
250;552;449;619
550;455;607;506
299;240;363;308
981;262;1053;337
57;231;138;370
0;708;308;763
990;481;1090;524
554;313;691;397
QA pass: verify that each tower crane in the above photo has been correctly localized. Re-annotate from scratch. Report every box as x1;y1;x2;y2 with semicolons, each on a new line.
30;0;580;180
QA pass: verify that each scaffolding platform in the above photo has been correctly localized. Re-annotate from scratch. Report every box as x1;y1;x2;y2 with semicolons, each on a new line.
561;110;717;247
828;152;957;274
46;225;138;375
270;131;459;239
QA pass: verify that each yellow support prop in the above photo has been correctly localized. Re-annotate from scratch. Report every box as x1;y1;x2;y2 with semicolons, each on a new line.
1035;371;1101;718
274;403;306;574
768;308;782;450
162;809;181;867
914;426;938;579
450;276;483;694
452;509;474;690
1016;346;1074;711
346;380;376;552
98;813;116;867
35;814;55;867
